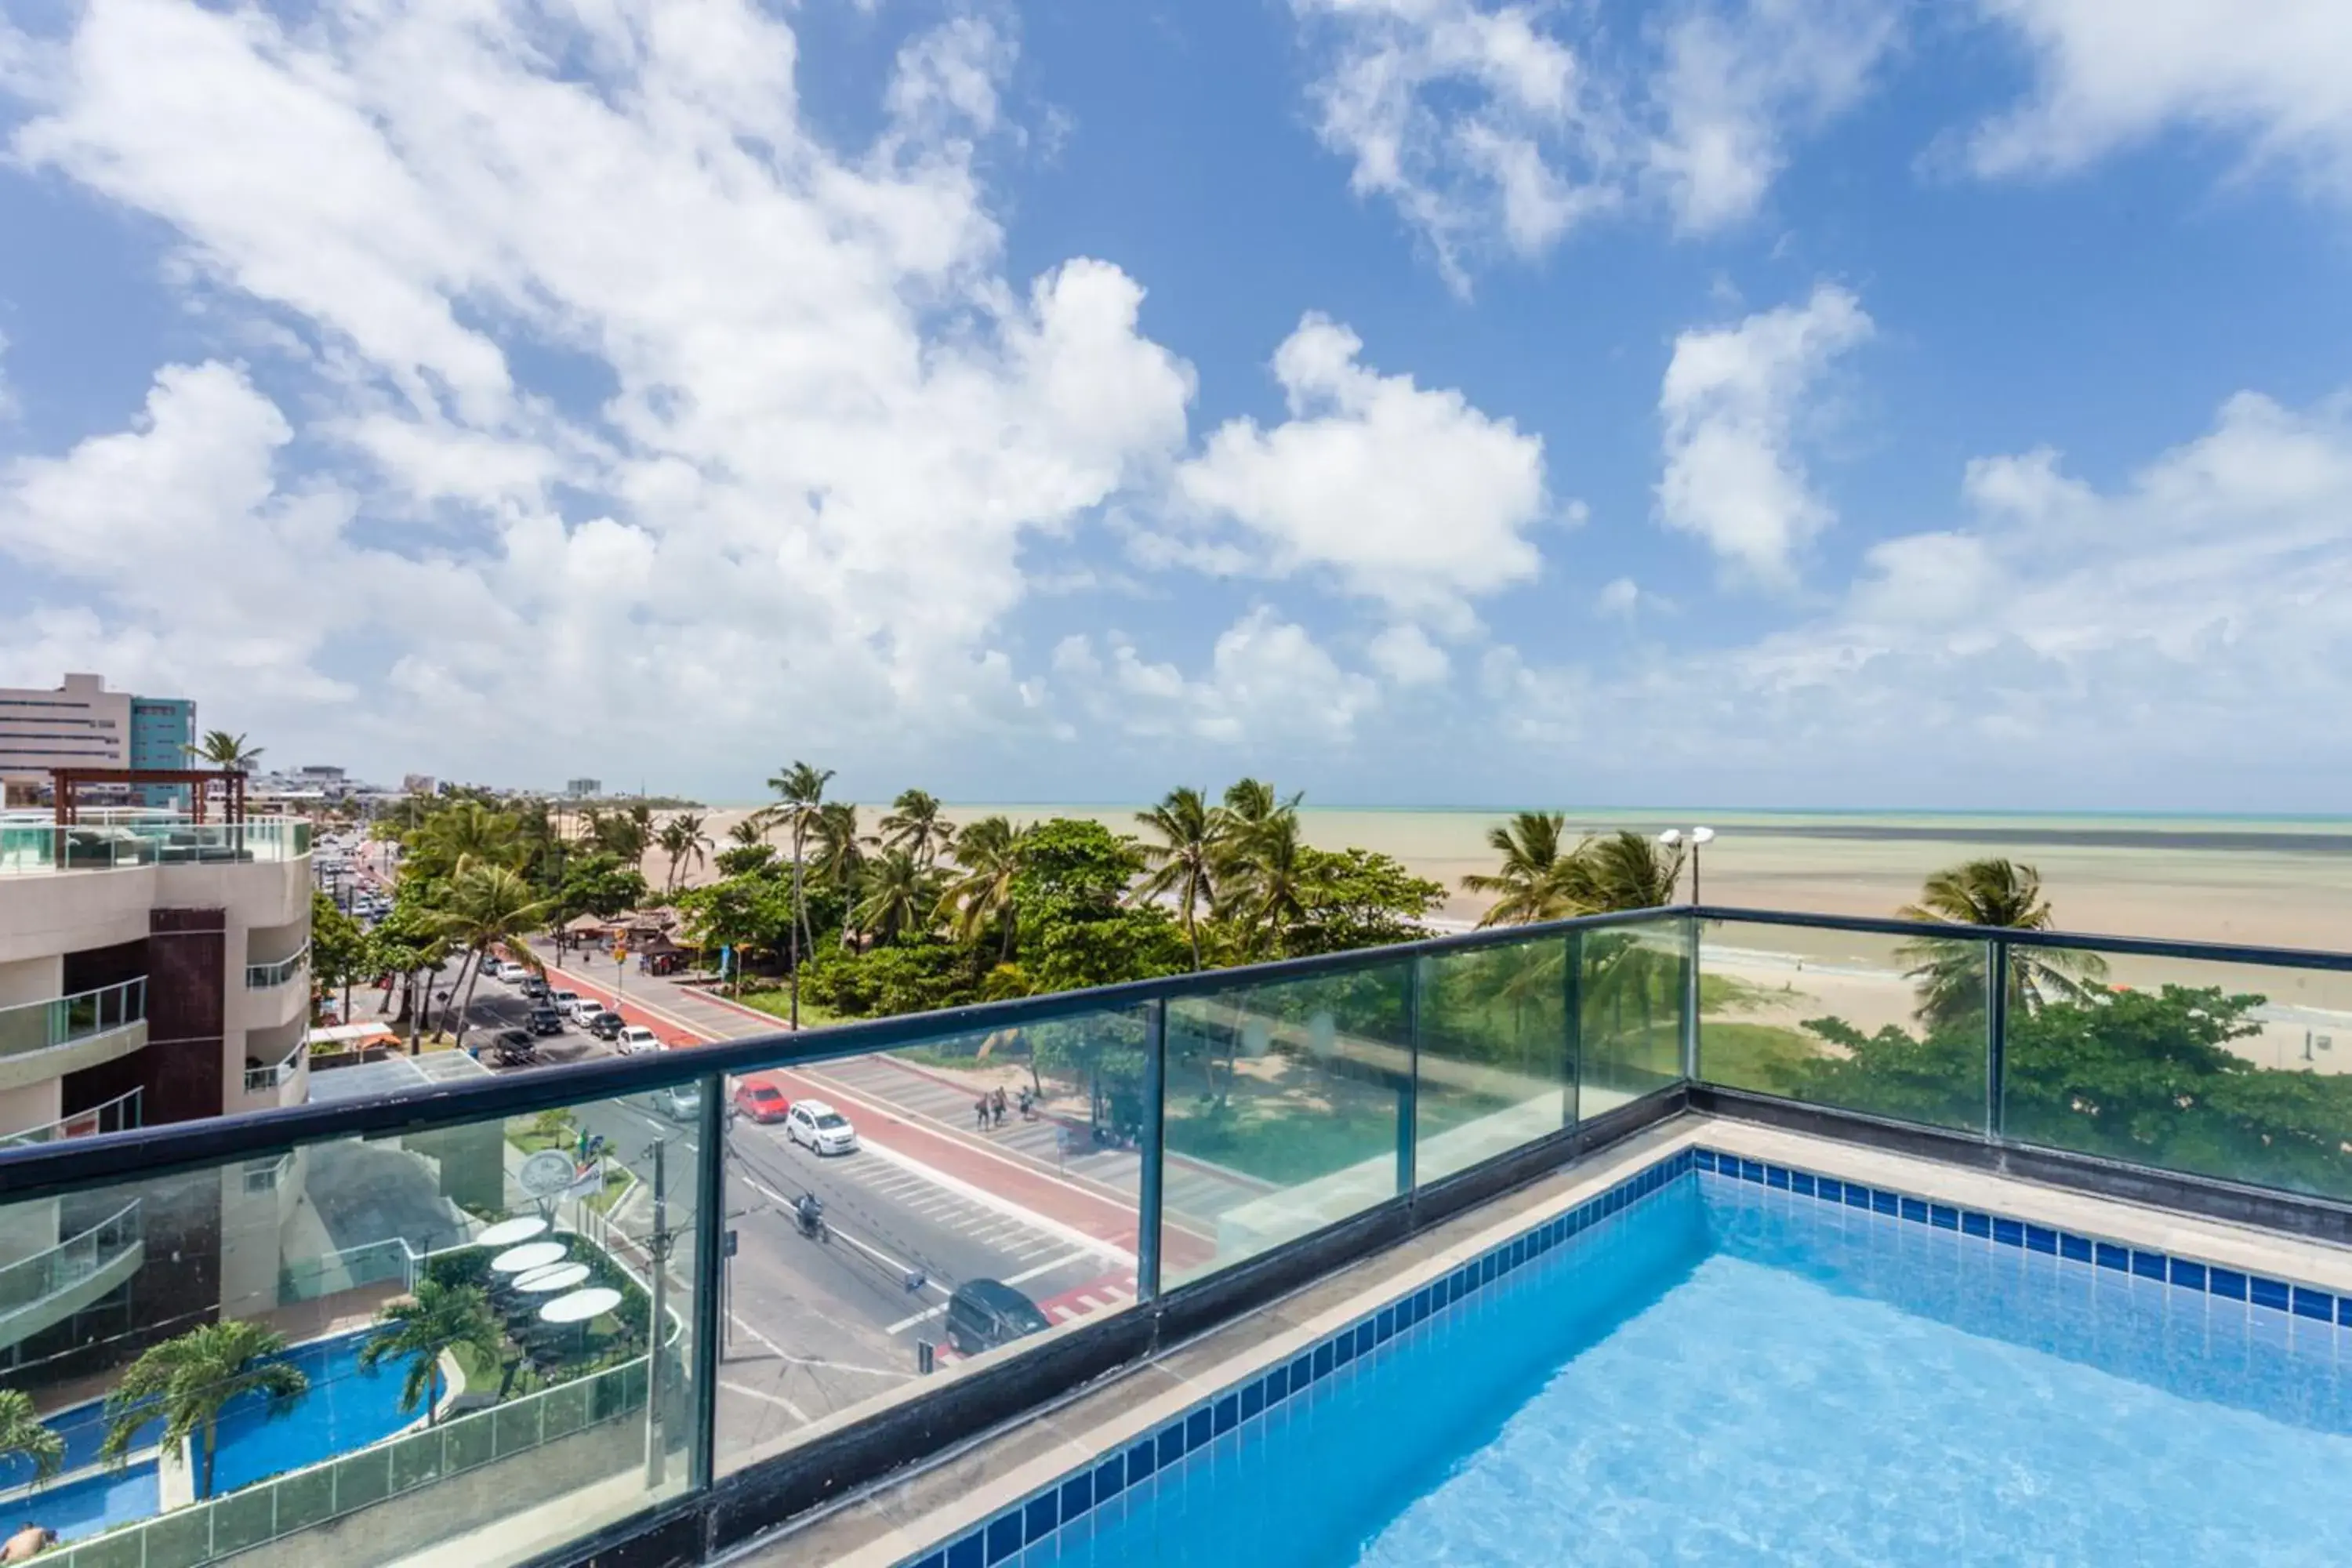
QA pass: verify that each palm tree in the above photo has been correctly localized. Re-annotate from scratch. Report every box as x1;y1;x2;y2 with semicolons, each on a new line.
855;848;933;946
430;863;556;1046
1462;811;1573;926
410;802;524;883
727;818;768;851
358;1279;502;1427
656;813;713;892
1134;787;1222;970
879;789;955;869
0;1390;62;1485
1223;811;1310;957
185;729;262;772
1566;831;1686;913
761;761;834;1027
1899;858;2108;1027
100;1320;309;1501
811;802;870;946
937;815;1025;959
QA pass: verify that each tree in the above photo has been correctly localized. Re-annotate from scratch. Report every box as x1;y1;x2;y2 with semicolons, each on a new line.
1013;819;1186;993
671;868;797;989
358;1279;503;1427
811;802;870;946
0;1389;62;1485
1134;787;1222;970
855;848;934;946
1218;811;1312;958
430;863;556;1046
1462;811;1573;927
937;815;1025;959
656;812;713;893
1560;830;1684;913
406;802;525;885
309;891;372;1022
761;761;835;1027
101;1320;309;1500
726;818;768;851
1284;848;1445;955
1898;858;2107;1027
185;729;262;771
879;789;955;869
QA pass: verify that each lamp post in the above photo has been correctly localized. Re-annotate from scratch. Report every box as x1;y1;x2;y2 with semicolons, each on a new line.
1656;826;1716;904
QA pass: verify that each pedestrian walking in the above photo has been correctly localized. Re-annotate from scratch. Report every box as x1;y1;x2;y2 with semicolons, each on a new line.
975;1094;990;1131
991;1087;1008;1127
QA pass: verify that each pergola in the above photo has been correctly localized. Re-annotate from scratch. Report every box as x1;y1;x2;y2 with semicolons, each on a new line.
51;768;248;826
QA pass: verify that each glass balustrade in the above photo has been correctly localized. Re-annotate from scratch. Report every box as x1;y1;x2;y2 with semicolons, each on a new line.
0;816;312;876
0;978;147;1062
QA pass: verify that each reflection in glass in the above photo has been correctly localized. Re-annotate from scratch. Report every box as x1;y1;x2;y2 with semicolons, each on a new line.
1414;935;1572;1185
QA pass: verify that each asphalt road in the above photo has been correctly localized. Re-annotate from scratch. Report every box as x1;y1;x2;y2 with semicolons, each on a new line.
448;969;1127;1467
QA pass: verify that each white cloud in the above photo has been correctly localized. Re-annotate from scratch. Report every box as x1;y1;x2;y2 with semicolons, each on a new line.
1171;314;1549;631
1058;610;1381;746
1595;575;1642;619
1367;622;1451;686
1289;0;1898;286
1655;283;1872;584
0;0;1200;775
1965;0;2352;198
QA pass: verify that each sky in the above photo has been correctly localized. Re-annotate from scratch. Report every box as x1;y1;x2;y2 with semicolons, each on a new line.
1;0;2350;811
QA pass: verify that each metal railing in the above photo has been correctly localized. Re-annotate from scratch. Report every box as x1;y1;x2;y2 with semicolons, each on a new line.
0;978;146;1062
241;1045;307;1096
0;817;310;876
245;942;310;989
0;1200;140;1317
2;904;2350;1567
0;1087;142;1150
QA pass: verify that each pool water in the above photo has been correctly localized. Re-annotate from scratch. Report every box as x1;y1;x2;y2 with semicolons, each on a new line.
0;1329;426;1541
1029;1168;2352;1566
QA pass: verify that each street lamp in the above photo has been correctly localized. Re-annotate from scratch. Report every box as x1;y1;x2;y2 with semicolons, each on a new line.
1656;826;1716;904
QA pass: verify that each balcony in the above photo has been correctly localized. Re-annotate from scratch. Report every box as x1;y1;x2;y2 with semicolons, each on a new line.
0;1200;141;1352
0;1086;141;1150
0;978;146;1093
1;908;2349;1566
0;813;311;876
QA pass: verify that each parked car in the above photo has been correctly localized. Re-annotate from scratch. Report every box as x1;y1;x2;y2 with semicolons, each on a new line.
586;1011;625;1040
521;976;550;1000
944;1279;1050;1356
549;989;582;1015
565;995;607;1022
784;1100;857;1156
527;1005;565;1036
479;957;508;981
615;1025;662;1054
493;1027;535;1053
733;1076;790;1123
650;1084;701;1124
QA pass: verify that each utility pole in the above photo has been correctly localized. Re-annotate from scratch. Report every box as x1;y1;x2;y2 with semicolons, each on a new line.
645;1138;668;1487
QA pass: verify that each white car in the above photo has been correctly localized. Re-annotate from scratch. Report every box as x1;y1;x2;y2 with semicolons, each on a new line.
615;1025;662;1055
785;1100;858;1156
480;957;509;980
549;989;582;1015
565;995;606;1022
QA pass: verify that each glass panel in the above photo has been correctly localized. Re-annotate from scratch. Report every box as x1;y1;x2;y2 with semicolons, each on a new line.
1577;922;1691;1116
1414;935;1572;1185
1698;920;1990;1134
2001;946;2352;1202
1163;961;1410;1284
0;1083;702;1567
714;1017;1144;1477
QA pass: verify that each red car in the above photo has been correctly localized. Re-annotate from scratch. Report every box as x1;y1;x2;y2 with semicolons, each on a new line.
732;1076;791;1123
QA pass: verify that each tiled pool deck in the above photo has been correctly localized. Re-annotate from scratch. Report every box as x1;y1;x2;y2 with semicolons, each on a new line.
724;1112;2352;1566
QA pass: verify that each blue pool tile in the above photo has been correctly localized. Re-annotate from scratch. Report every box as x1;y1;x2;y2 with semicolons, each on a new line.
1334;1330;1357;1368
1158;1424;1183;1467
986;1509;1022;1564
1845;1185;1872;1210
1871;1189;1900;1217
1900;1197;1929;1224
1930;1205;1959;1231
1291;1352;1314;1389
1767;1165;1791;1190
2024;1225;2057;1255
2169;1259;2206;1291
2292;1287;2333;1322
2095;1241;2129;1272
1241;1379;1265;1419
1314;1342;1335;1379
1214;1396;1238;1435
2209;1267;2249;1301
1375;1307;1394;1342
1695;1148;1717;1171
911;1556;944;1568
1127;1437;1158;1480
1815;1177;1842;1203
1266;1363;1289;1401
1187;1409;1211;1450
1963;1211;1992;1239
2059;1232;2092;1262
2249;1276;2291;1312
2339;1296;2352;1327
1740;1159;1766;1183
1992;1218;2024;1247
1094;1453;1125;1501
947;1530;985;1568
1025;1493;1058;1543
1791;1171;1817;1197
1061;1469;1094;1522
2131;1250;2168;1282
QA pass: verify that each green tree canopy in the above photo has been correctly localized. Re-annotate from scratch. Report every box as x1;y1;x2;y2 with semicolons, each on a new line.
358;1279;503;1427
101;1321;309;1500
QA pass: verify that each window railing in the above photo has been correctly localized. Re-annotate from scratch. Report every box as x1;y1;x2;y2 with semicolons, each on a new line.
241;1045;307;1094
0;978;146;1062
245;942;310;989
0;1200;140;1317
0;1087;142;1150
0;816;310;876
4;906;2351;1568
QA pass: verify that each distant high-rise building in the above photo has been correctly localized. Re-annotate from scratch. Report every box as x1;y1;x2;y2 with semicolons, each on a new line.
0;673;196;808
567;777;602;797
402;773;437;795
130;696;198;808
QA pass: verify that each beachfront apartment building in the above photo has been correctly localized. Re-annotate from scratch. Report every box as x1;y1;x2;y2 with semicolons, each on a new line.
0;673;197;808
0;806;314;1376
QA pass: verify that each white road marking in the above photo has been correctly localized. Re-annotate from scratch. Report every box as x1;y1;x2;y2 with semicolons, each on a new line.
858;1140;1135;1268
720;1378;811;1422
880;1248;1102;1335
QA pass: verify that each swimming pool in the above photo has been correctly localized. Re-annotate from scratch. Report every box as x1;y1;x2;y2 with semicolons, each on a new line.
919;1148;2352;1566
0;1329;426;1541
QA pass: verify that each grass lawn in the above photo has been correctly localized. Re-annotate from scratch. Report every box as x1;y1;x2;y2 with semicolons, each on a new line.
732;989;844;1027
1163;1089;1488;1188
585;1166;633;1214
1697;1019;1824;1094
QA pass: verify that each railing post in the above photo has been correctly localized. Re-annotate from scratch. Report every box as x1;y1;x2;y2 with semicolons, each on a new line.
1397;958;1421;1196
689;1069;726;1491
1562;931;1582;1129
1681;913;1702;1083
1136;999;1167;1302
1985;938;2009;1142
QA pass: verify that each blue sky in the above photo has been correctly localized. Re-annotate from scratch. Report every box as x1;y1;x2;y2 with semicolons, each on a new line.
2;0;2350;810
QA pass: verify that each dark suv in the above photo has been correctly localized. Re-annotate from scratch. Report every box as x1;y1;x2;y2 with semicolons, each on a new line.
944;1279;1051;1356
586;1011;625;1040
527;1005;564;1036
